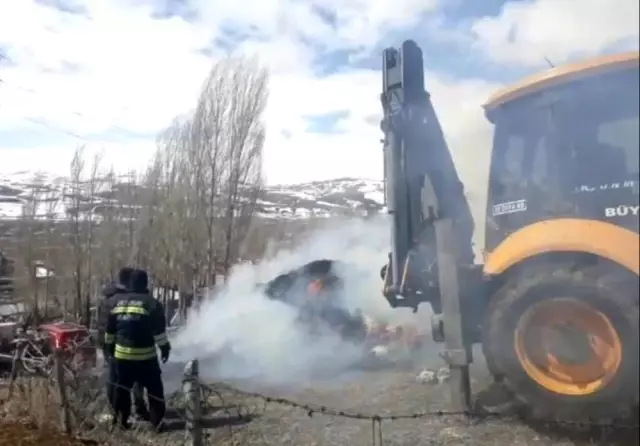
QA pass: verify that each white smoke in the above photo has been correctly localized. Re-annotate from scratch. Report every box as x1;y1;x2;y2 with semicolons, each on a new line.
169;216;433;386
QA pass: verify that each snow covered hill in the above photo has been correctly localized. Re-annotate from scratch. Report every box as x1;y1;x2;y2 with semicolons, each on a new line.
0;171;385;221
259;178;384;219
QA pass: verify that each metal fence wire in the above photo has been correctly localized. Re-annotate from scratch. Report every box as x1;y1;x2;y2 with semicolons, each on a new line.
1;354;638;446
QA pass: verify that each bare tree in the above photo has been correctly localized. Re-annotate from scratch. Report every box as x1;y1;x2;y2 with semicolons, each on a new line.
195;57;268;278
67;147;86;320
65;146;104;325
129;55;269;319
82;152;103;326
93;168;121;282
40;177;64;319
3;54;270;328
14;173;46;323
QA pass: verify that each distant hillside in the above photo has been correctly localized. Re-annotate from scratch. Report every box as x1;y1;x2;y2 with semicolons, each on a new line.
0;171;385;221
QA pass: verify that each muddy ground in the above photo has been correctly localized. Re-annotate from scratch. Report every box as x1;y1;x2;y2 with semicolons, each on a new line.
1;348;637;446
159;348;637;446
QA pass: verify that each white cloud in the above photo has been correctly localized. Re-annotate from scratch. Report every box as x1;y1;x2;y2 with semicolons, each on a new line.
0;1;212;136
0;0;636;218
188;0;441;51
0;0;479;180
263;68;497;188
0;138;157;177
471;0;639;67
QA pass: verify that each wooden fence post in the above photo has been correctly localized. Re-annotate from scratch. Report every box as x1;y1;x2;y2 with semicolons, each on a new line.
183;359;203;446
53;349;72;435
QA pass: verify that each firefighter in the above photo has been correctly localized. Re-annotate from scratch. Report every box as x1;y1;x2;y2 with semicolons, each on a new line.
98;268;133;357
104;268;171;431
99;267;150;422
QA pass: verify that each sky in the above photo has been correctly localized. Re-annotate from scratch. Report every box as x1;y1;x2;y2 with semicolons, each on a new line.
0;0;638;187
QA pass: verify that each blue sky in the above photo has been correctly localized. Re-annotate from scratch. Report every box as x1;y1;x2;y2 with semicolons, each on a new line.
0;0;638;187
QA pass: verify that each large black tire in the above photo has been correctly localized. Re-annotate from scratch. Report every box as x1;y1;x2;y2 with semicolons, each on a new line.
482;265;639;421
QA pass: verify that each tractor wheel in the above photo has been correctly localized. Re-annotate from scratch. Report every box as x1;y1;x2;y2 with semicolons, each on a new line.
482;265;639;421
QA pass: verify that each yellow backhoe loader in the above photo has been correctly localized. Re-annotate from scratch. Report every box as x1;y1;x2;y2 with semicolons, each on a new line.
379;42;639;421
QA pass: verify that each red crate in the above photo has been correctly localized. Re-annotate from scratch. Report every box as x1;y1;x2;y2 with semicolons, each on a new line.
40;322;97;369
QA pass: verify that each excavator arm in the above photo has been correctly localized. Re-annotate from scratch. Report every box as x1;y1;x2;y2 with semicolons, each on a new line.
380;40;476;313
380;40;481;411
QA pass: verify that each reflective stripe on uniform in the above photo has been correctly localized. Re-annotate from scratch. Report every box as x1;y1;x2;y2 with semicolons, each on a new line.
154;332;169;346
111;305;148;316
104;333;115;344
114;344;157;361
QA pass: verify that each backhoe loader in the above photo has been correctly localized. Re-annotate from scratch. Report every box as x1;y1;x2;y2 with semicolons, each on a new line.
379;41;639;421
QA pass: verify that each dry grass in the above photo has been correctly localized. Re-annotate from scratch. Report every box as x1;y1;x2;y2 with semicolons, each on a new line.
1;377;60;428
0;375;167;446
0;361;637;446
0;419;98;446
0;377;99;445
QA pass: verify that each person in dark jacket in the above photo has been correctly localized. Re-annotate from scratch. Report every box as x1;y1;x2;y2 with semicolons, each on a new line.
97;267;134;349
104;268;170;431
99;267;150;422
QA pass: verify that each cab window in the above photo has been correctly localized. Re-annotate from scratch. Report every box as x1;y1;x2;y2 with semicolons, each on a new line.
490;112;551;199
490;65;639;197
598;117;639;177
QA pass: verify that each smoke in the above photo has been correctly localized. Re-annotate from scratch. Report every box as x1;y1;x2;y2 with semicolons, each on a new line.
169;216;432;387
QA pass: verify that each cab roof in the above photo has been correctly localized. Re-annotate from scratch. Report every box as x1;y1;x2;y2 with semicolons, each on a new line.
484;51;640;112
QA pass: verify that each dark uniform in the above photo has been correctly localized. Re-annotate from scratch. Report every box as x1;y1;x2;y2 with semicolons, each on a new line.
98;268;150;422
98;281;128;353
104;269;170;430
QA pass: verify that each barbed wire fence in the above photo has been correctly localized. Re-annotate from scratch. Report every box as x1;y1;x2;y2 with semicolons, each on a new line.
1;348;639;446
